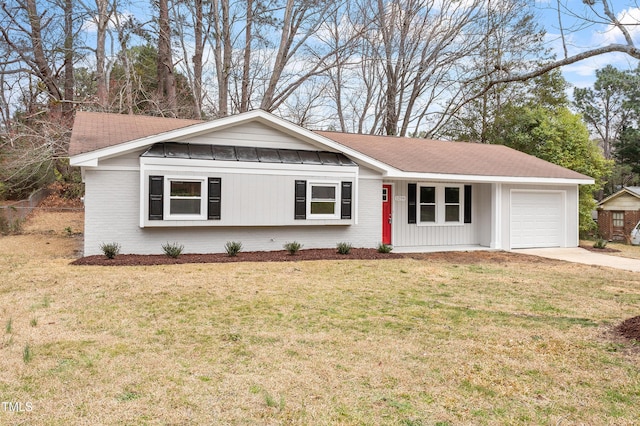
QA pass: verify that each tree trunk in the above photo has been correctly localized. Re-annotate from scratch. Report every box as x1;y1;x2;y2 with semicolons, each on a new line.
157;0;177;116
192;0;204;118
240;0;253;112
63;0;74;120
212;0;230;116
94;0;112;108
24;0;63;111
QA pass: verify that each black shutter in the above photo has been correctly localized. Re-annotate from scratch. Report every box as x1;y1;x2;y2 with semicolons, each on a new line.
294;180;306;219
408;183;417;224
341;181;352;219
208;177;221;220
149;175;164;220
464;185;472;224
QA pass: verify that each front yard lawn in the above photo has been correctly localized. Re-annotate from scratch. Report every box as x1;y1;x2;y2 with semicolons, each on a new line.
1;211;639;425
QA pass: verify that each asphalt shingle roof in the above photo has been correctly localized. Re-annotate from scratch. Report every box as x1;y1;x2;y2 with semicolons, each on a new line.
69;111;591;181
316;131;591;180
68;111;202;156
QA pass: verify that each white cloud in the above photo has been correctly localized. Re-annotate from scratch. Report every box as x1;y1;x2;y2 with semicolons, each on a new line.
591;7;640;46
81;11;136;34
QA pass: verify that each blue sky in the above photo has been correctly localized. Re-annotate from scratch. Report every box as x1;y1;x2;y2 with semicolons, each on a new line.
535;0;640;89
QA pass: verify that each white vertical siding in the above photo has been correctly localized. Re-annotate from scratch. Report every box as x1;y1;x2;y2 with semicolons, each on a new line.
389;181;490;248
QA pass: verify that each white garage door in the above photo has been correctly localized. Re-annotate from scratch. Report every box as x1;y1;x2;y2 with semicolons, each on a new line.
511;191;563;249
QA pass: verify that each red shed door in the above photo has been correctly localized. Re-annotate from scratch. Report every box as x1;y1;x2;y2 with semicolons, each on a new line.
382;185;392;245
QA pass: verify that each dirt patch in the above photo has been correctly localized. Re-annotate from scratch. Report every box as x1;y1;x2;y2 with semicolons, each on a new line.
616;316;640;343
406;250;551;264
579;244;621;254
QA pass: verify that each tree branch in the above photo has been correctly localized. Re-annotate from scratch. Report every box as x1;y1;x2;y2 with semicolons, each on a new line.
482;43;640;91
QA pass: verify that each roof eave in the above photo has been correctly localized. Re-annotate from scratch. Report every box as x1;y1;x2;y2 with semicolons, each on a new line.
384;170;594;185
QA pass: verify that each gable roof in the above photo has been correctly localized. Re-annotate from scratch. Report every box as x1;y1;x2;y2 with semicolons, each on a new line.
69;110;593;184
597;187;640;207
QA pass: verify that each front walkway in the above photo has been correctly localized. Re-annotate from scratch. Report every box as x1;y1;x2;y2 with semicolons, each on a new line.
512;247;640;273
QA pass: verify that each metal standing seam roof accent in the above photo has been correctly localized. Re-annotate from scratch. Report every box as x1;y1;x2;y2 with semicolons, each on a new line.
141;142;358;166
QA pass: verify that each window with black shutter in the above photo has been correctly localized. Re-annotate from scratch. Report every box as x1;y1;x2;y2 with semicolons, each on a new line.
464;185;472;224
341;181;352;219
208;178;221;220
408;183;417;224
149;175;164;220
294;180;307;219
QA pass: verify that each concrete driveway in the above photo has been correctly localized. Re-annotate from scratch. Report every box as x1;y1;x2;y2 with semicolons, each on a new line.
512;247;640;272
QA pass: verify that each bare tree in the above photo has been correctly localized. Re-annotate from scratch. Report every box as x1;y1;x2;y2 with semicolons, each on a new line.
337;0;487;136
173;0;210;118
157;0;177;116
62;0;74;119
77;0;115;108
258;0;348;112
211;0;232;116
0;0;66;117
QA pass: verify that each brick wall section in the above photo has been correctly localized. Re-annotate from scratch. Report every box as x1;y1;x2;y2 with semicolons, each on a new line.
598;209;640;241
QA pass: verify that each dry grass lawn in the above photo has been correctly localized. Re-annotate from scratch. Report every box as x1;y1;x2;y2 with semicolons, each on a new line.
1;211;640;425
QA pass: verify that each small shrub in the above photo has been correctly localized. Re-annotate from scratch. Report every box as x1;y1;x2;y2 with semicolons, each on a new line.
593;238;608;249
162;242;184;258
336;242;352;255
283;241;303;255
100;242;121;259
5;317;12;334
225;241;243;257
377;242;393;253
30;317;38;327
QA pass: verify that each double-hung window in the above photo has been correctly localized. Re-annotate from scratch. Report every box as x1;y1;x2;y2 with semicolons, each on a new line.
613;211;624;228
444;187;461;222
419;186;436;222
309;183;339;218
418;184;463;225
169;180;202;215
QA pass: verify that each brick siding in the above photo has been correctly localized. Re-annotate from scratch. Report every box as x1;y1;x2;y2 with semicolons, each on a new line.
598;209;640;241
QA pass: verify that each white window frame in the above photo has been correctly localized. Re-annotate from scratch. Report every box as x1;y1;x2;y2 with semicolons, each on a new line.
307;182;340;219
444;186;462;223
164;177;207;220
418;184;464;226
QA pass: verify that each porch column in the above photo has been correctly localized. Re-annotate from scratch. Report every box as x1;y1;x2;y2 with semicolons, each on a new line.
490;183;502;249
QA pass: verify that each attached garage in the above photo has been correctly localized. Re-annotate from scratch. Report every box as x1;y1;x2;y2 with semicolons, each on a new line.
510;191;564;249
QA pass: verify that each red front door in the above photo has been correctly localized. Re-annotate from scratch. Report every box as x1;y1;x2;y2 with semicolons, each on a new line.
382;184;392;244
